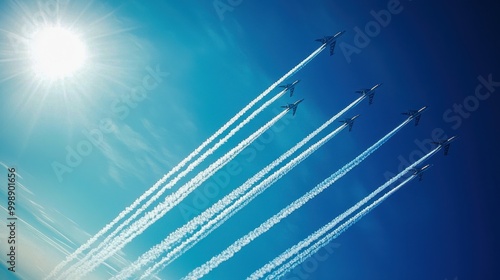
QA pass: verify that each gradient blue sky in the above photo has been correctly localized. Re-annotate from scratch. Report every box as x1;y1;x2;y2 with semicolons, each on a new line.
0;0;499;279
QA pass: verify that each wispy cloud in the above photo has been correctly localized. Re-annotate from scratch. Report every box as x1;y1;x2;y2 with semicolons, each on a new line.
94;121;182;186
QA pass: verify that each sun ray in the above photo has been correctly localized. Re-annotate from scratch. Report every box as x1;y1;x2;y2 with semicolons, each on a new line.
65;0;95;30
0;0;151;151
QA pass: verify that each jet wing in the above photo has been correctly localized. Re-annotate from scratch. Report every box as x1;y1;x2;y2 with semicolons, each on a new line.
368;93;374;104
348;122;354;132
289;87;294;97
414;115;421;126
418;173;424;181
443;144;450;155
292;106;297;116
330;41;336;56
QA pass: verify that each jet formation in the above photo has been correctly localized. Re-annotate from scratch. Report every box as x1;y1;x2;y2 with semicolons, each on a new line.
48;29;461;280
280;31;454;162
280;32;349;116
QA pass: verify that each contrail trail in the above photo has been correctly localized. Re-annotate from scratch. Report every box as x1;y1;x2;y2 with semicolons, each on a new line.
62;43;326;279
137;124;349;279
182;118;412;279
48;92;283;279
47;43;326;280
114;96;367;280
269;176;416;280
251;146;440;279
64;110;288;280
141;124;347;280
58;87;286;280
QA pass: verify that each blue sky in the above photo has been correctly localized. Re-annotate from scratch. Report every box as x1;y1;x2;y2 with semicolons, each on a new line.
0;0;499;279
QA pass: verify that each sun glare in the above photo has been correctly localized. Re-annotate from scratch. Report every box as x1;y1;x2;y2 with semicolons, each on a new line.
30;26;87;80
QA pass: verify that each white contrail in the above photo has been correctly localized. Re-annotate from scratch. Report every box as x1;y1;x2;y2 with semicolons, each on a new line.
252;146;440;279
272;171;424;279
269;176;416;280
47;43;326;280
142;124;347;279
65;111;288;280
63;43;325;278
114;96;367;280
138;124;348;279
58;87;286;280
182;118;412;279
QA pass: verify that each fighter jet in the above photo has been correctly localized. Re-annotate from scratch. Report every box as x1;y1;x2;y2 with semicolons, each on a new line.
402;106;428;126
411;164;432;181
279;80;301;97
339;114;360;132
355;83;382;105
432;136;457;156
315;30;346;56
281;99;304;116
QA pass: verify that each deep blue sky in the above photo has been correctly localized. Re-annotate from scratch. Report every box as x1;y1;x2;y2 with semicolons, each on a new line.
0;0;499;279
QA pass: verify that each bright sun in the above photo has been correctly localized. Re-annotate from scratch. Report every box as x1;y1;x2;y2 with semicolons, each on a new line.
30;26;87;80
